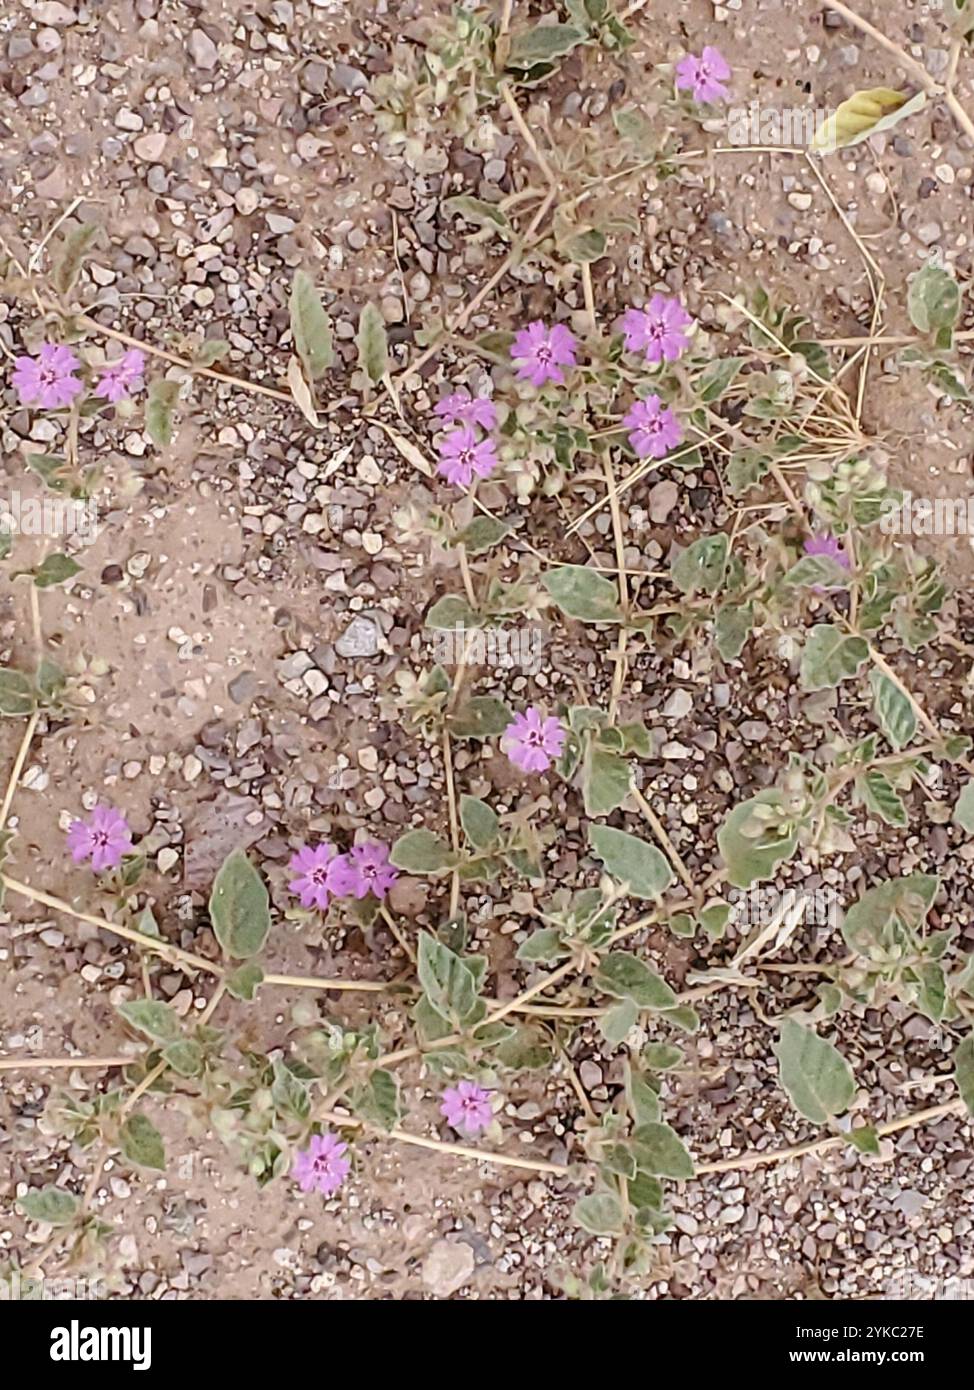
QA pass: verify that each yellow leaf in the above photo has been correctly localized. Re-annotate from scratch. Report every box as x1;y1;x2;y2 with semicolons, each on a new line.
286;354;319;427
811;88;926;153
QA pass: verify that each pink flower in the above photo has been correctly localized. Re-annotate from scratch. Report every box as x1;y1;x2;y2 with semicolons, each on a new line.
623;395;683;459
511;320;577;388
291;1132;351;1196
12;343;84;410
440;1081;493;1136
620;295;693;364
436;425;498;488
503;707;566;774
675;46;731;104
803;533;849;569
66;804;133;872
288;843;356;911
347;841;399;900
433;389;497;432
95;349;145;403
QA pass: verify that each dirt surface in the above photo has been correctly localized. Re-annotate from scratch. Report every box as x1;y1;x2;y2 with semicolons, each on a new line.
1;0;973;1301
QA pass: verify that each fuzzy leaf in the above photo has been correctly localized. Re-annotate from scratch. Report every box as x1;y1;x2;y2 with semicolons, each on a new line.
800;623;869;691
587;824;673;898
18;1186;80;1226
593;952;677;1009
390;829;455;875
209;849;271;959
290;269;334;379
543;565;620;623
869;670;917;750
146;378;180;447
120;1112;166;1170
774;1019;855;1125
572;1191;624;1234
356;301;388;384
459;795;500;851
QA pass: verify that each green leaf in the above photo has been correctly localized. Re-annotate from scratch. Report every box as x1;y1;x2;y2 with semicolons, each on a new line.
495;1024;554;1071
18;1186;80;1226
869;670;917;750
599;997;638;1044
25;452;69;491
582;745;632;817
355;1068;402;1131
908;265;961;337
454;516;511;554
543;565;621;622
565;228;606;263
593;952;677;1009
774;1019;855;1125
915;961;946;1022
356;301;388;384
443;196;512;240
417;933;478;1024
954;780;974;833
625;1066;661;1124
162;1040;203;1077
671;534;728;596
119;1112;166;1170
208;849;271;958
226;961;264;1002
507;23;588;69
643;1043;684;1071
449;695;513;739
146;378;180;447
390;829;455;875
856;770;907;828
800;623;869;690
783;554;851;590
116;999;181;1044
842;874;938;960
31;553;81;589
587;824;673;898
717;791;799;889
631;1121;694;1178
0;668;37;717
459;795;500;851
426;594;479;629
51;221;99;298
572;1192;624;1235
271;1059;310;1121
848;1124;880;1156
714;601;754;661
290;270;334;379
36;656;65;703
628;1171;664;1211
955;1035;974;1116
697;356;745;403
517;928;569;963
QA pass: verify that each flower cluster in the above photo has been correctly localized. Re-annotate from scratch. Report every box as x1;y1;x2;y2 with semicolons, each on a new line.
503;706;566;775
675;46;731;105
288;839;397;911
434;388;500;487
66;805;133;872
12;342;145;411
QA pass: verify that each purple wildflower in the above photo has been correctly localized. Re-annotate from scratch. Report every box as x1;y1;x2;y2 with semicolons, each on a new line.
433;389;498;432
623;395;683;460
675;46;731;104
440;1081;494;1136
510;320;577;388
503;707;566;774
291;1132;351;1196
436;425;498;488
288;843;356;911
803;533;850;569
95;349;145;403
11;343;84;410
620;295;693;364
347;841;399;901
66;804;133;873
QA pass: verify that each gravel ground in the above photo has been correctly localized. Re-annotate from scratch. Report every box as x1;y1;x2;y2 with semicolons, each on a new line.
1;0;973;1300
